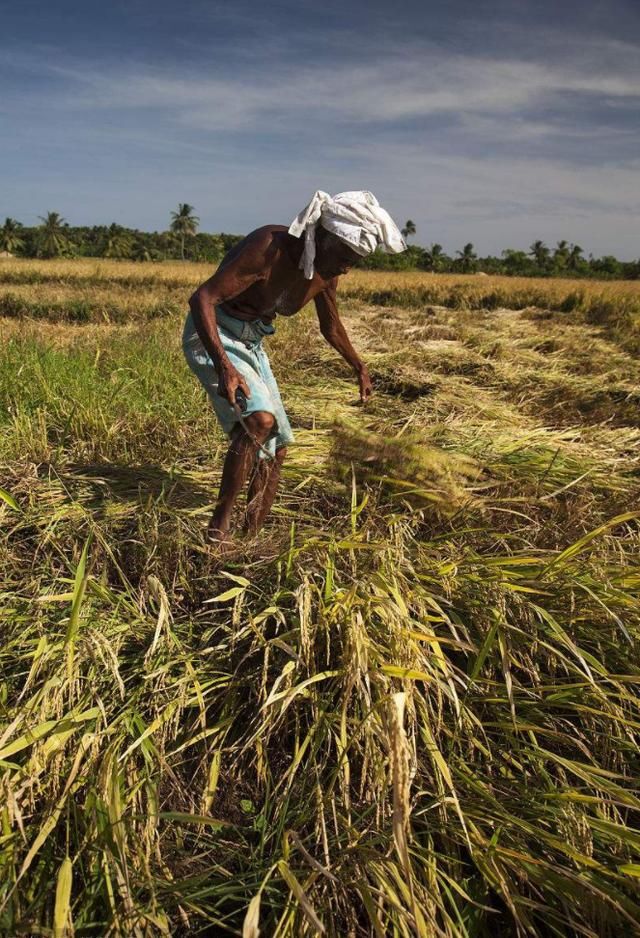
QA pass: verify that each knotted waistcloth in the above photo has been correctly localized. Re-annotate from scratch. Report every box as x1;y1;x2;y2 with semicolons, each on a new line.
288;190;406;279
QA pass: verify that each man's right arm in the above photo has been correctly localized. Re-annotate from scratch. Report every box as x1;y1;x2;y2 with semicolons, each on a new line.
188;236;269;405
189;279;236;370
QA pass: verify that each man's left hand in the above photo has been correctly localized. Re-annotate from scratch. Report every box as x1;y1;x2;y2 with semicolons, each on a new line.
358;366;373;404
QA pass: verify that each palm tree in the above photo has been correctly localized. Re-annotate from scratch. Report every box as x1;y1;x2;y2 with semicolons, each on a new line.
37;212;72;258
103;224;133;259
401;219;416;240
456;242;477;273
529;240;550;269
423;242;445;272
567;243;584;271
170;203;200;260
554;240;569;269
0;218;25;255
132;241;153;263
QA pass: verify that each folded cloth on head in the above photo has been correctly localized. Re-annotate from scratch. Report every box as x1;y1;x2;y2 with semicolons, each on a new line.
288;190;406;279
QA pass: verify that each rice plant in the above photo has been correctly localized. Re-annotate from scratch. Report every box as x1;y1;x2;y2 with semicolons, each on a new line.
1;262;639;936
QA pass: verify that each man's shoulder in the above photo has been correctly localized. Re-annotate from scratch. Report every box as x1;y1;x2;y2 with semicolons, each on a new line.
250;224;289;237
230;225;292;260
245;225;295;251
245;225;305;269
216;225;303;280
218;225;286;270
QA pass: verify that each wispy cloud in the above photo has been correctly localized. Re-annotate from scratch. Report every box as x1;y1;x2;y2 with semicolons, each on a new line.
2;12;639;256
6;36;640;130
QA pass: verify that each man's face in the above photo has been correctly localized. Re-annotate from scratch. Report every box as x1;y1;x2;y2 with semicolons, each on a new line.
314;228;361;279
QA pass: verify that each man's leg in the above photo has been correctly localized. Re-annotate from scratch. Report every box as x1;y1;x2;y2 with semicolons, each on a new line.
208;411;275;542
244;446;287;536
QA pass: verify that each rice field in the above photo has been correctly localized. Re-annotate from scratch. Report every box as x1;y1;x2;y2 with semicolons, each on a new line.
1;258;640;936
1;257;639;353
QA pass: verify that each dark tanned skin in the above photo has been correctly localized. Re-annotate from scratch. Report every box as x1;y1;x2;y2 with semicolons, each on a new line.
188;224;372;543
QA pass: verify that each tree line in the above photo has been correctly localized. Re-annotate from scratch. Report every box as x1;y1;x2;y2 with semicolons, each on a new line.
0;206;242;265
1;209;638;279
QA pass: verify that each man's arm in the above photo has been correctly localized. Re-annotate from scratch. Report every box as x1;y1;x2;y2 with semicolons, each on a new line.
314;280;373;403
189;233;271;405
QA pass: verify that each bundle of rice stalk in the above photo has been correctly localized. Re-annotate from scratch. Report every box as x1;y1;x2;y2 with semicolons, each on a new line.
329;421;479;514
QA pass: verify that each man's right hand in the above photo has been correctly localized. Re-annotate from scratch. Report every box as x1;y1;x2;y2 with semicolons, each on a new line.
219;363;251;408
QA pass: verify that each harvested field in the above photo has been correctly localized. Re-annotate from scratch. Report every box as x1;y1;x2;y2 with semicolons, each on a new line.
1;257;639;353
1;261;639;936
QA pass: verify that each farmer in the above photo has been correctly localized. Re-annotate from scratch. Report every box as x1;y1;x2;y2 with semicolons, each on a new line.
183;190;406;543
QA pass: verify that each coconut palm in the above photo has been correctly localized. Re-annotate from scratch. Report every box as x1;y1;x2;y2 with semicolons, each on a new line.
132;241;153;263
0;218;25;255
529;240;550;269
423;242;445;272
554;240;569;269
170;203;200;260
103;224;134;259
567;243;584;271
401;219;416;240
456;242;477;272
37;212;72;258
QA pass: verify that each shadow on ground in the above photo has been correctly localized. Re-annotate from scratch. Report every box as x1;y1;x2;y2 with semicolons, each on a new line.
40;461;216;511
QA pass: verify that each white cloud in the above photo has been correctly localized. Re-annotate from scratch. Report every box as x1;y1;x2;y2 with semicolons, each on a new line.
7;36;640;131
3;34;639;256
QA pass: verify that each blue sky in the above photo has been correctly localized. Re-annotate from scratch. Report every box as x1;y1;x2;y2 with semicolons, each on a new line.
2;0;639;257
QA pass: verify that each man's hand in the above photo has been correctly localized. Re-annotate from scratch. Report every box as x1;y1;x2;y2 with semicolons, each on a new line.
219;362;251;408
358;365;373;404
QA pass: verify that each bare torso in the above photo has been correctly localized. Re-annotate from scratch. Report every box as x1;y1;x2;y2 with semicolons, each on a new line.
189;221;371;411
216;225;339;322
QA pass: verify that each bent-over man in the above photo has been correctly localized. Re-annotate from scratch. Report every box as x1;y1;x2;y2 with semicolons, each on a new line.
182;190;405;543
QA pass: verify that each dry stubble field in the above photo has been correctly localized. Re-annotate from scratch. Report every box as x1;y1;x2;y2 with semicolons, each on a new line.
1;259;640;937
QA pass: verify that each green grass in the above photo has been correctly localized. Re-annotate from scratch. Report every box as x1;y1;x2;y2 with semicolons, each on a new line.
1;270;640;936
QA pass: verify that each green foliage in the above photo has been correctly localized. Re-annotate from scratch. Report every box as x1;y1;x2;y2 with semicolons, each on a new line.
401;218;416;239
592;255;625;278
455;242;478;273
1;211;638;277
36;212;74;259
502;249;536;275
102;223;134;259
0;217;25;254
170;203;200;260
529;239;551;269
421;242;447;271
4;222;241;264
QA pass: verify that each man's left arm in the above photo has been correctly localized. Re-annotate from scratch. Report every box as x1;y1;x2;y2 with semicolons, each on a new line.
314;280;373;403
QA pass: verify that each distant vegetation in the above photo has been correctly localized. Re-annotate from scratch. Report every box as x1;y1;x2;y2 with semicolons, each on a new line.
0;205;242;266
1;210;639;279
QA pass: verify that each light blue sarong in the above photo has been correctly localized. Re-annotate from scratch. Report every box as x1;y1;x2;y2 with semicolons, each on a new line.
182;306;295;459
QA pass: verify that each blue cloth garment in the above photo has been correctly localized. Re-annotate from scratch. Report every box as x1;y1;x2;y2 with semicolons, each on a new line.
182;305;295;459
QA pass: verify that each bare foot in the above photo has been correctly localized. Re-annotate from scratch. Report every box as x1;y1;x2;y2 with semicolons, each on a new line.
206;520;235;552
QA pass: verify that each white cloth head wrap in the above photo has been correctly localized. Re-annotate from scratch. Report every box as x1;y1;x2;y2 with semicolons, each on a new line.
288;190;406;279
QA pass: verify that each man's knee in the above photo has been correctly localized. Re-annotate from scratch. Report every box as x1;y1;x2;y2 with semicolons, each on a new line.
244;410;276;440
